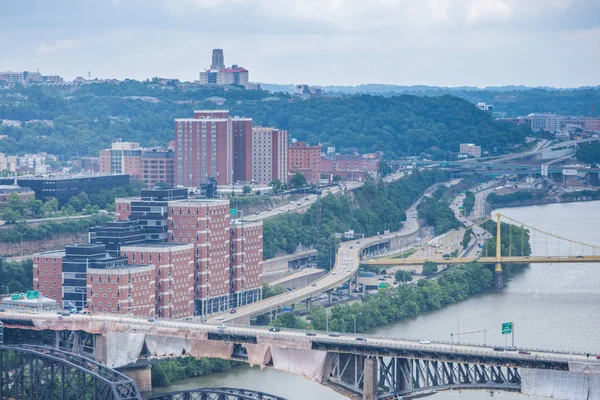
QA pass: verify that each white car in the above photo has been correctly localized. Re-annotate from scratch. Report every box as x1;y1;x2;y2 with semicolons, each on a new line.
419;339;431;344
217;316;225;321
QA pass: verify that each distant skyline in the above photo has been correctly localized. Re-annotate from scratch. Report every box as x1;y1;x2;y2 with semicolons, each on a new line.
1;0;599;88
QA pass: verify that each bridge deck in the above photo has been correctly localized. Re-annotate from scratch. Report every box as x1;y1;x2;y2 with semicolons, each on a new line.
363;255;600;266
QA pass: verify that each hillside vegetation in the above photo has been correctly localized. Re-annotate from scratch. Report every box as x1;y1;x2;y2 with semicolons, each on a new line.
0;83;530;158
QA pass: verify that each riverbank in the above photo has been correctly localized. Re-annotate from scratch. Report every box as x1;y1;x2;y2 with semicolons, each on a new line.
488;195;600;208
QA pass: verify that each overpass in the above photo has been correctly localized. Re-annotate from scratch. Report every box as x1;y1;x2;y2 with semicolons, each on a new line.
1;311;599;399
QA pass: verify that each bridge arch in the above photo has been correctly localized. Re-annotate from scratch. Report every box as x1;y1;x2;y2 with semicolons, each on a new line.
0;344;141;399
148;387;288;400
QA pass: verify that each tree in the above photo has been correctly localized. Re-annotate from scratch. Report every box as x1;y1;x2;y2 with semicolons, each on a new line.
394;270;413;282
422;261;438;276
290;172;307;188
4;193;27;217
262;283;284;298
27;198;45;217
2;208;22;223
269;179;283;193
332;175;343;183
271;313;306;329
242;185;252;195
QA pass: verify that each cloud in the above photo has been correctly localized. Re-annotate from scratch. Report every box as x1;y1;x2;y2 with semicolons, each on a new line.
35;39;79;54
466;0;511;24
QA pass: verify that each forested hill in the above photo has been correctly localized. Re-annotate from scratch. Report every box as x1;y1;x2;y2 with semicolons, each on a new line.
0;83;529;158
233;94;529;158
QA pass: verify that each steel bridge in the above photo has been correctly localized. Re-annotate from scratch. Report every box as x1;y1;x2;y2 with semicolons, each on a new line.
0;344;141;400
364;212;600;289
148;388;288;400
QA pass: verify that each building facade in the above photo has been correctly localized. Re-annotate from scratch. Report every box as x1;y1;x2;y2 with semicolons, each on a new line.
288;142;322;184
251;127;289;184
99;142;144;178
175;110;252;187
459;143;482;158
320;155;379;182
142;150;175;189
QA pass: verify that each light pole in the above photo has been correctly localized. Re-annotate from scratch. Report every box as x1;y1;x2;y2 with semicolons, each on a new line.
352;313;362;334
455;316;461;344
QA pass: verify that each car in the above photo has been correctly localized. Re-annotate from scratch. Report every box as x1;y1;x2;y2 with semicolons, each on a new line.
230;308;237;314
506;346;518;351
57;310;70;316
147;318;156;323
0;307;5;312
27;309;39;314
306;332;317;336
57;315;63;319
493;346;505;351
255;211;260;215
332;272;337;275
329;332;340;337
350;246;354;249
290;201;295;204
518;350;531;355
597;355;600;360
269;327;281;332
355;337;367;341
305;197;309;200
311;283;317;287
217;316;225;321
419;339;431;345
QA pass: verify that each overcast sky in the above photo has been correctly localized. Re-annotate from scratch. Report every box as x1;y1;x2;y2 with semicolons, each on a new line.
1;0;599;87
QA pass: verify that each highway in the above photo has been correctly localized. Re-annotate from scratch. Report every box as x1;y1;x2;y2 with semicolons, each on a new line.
2;309;598;367
208;185;419;324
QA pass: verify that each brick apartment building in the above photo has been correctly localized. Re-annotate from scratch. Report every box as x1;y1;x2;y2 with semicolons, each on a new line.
99;142;144;178
288;142;322;184
142;150;175;189
251;127;288;185
175;110;252;187
320;154;379;182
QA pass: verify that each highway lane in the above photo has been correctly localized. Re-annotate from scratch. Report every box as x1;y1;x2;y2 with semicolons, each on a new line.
2;309;598;367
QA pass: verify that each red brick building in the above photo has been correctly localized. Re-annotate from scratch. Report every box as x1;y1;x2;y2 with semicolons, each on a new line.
142;150;175;189
288;142;322;184
87;264;155;316
175;110;252;187
230;220;263;305
320;154;380;182
99;142;144;179
121;243;194;319
33;250;65;304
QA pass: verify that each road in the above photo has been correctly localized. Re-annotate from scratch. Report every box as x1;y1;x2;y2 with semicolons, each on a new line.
208;190;421;324
2;309;598;367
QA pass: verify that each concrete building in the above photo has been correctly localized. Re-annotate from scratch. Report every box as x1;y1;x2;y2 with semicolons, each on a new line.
99;142;144;178
142;150;175;189
198;49;251;88
0;71;25;83
459;143;482;158
0;153;16;173
522;113;562;132
288;142;322;184
251;127;289;184
175;110;252;187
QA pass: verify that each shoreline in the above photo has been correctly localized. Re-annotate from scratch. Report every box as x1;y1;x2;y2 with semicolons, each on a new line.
489;195;600;209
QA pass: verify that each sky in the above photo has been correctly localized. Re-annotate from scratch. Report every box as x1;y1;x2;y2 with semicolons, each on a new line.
1;0;599;88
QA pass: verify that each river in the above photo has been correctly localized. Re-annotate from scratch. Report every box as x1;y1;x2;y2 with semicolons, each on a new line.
151;201;600;400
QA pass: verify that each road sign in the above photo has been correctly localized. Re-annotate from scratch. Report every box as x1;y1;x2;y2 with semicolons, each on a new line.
11;294;19;301
26;290;39;300
230;208;237;216
502;322;513;335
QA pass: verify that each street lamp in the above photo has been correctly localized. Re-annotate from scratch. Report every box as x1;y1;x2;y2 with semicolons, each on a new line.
352;313;362;334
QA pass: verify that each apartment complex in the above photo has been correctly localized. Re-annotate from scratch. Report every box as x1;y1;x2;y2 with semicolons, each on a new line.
175;110;253;186
459;143;482;158
251;127;289;184
522;113;562;132
142;150;175;189
288;142;322;184
99;142;143;178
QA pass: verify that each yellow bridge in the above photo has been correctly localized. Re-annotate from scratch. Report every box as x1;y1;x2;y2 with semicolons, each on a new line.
363;212;600;287
363;255;600;266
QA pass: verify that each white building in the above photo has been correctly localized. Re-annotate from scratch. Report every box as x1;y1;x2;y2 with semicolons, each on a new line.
251;127;289;185
476;102;493;113
524;113;562;132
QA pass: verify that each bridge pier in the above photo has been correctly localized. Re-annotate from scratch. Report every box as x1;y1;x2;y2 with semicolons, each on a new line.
305;298;311;311
494;267;504;289
328;290;333;306
119;365;153;393
363;357;378;400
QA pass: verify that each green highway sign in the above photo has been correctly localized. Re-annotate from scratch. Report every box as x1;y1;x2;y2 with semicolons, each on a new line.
26;290;39;300
230;208;237;216
11;294;19;301
502;322;513;335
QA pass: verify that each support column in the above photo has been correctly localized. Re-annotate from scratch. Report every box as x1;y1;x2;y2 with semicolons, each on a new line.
328;290;333;306
363;357;378;400
494;213;504;289
305;298;311;311
94;334;107;365
119;365;152;393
